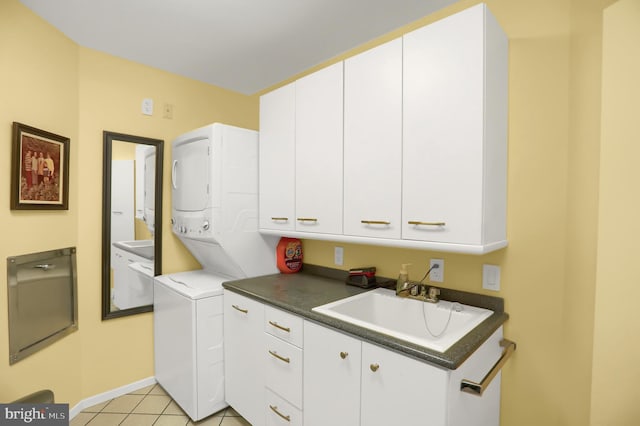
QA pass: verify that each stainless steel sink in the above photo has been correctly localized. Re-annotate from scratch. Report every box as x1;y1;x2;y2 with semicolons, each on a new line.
312;288;492;352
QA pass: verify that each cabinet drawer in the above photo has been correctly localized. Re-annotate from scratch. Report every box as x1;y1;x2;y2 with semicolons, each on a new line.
266;389;303;426
265;306;303;348
265;333;303;408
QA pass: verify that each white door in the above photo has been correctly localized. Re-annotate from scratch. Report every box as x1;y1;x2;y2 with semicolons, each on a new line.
303;321;361;426
295;62;344;234
223;291;266;426
172;137;209;212
361;342;448;426
259;82;296;231
402;5;485;245
344;38;402;239
111;160;134;243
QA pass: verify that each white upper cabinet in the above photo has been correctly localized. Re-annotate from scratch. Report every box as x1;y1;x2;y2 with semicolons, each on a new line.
258;4;508;254
295;62;344;234
259;82;296;231
344;38;402;239
402;3;508;251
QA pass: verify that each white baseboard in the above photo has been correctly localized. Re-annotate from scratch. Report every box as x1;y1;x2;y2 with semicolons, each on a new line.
69;377;157;419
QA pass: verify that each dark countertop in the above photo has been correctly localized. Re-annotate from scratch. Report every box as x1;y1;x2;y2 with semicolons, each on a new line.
222;265;508;370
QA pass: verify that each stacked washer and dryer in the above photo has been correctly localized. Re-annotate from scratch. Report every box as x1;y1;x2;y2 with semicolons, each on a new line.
153;123;278;421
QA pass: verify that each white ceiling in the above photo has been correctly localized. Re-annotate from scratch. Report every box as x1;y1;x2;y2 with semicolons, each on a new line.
19;0;457;95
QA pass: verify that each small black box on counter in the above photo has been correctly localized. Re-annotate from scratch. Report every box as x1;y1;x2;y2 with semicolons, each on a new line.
346;266;377;288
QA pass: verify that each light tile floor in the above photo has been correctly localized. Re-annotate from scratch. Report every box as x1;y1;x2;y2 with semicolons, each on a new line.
70;384;250;426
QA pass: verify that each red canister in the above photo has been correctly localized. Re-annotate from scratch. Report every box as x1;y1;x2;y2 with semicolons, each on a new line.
276;237;303;273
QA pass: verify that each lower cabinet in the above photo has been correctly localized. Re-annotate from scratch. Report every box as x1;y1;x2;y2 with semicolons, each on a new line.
361;341;448;426
225;291;502;426
303;320;503;426
303;321;361;426
266;389;303;426
264;306;304;424
223;291;265;426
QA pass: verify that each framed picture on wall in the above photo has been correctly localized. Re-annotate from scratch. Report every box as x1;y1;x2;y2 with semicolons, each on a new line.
10;122;70;210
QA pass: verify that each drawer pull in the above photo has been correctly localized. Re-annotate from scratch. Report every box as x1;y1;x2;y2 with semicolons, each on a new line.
370;363;380;372
269;405;291;422
361;220;391;225
408;221;446;227
231;304;248;314
268;350;290;364
340;351;348;359
269;320;291;333
297;217;318;222
271;217;289;221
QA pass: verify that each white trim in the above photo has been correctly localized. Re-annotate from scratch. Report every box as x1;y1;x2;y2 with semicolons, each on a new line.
260;229;508;255
69;376;157;419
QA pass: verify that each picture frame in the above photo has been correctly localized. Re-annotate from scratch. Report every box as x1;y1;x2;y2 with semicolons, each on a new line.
11;122;70;210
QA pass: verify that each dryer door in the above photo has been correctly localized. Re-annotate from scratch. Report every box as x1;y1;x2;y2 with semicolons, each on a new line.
172;137;209;212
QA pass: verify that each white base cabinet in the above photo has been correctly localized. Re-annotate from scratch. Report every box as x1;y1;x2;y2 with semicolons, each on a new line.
223;291;265;426
303;321;362;426
304;320;503;426
226;292;503;426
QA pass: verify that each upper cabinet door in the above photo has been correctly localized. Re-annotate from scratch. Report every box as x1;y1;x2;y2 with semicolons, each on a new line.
295;62;344;234
259;83;296;231
402;4;507;246
343;39;402;239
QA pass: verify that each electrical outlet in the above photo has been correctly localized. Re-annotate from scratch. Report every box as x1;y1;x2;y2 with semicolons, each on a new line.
482;264;501;291
334;246;344;266
430;259;444;282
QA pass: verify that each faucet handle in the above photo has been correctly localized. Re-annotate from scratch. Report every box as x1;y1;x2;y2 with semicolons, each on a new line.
428;287;440;301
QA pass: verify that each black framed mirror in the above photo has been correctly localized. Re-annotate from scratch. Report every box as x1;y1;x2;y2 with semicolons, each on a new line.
102;131;163;320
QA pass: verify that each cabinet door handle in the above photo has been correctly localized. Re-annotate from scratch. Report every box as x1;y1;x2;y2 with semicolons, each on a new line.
408;221;446;226
297;217;318;222
370;363;380;372
361;220;391;225
269;405;291;422
231;304;248;314
271;217;289;221
268;320;291;333
340;351;348;359
268;350;290;364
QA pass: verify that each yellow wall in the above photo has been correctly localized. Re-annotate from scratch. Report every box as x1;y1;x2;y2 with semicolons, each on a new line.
0;0;82;405
276;1;614;425
592;0;640;424
76;47;258;399
0;0;257;406
1;0;636;425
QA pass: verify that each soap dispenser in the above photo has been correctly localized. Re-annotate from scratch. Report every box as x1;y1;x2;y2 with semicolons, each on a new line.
396;263;411;294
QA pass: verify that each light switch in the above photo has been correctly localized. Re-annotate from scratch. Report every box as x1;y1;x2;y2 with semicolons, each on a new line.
142;98;154;115
482;264;501;291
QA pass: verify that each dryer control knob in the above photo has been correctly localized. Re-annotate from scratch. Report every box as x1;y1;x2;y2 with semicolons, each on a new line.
171;218;175;225
202;221;210;231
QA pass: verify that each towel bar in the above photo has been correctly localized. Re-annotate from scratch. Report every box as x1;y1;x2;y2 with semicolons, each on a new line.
460;338;516;396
